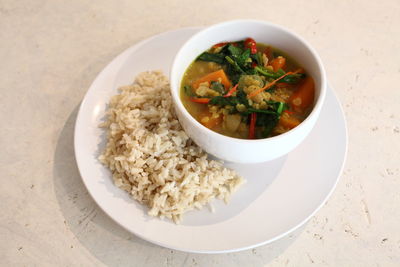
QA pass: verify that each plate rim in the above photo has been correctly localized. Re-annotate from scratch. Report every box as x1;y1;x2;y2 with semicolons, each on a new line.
74;27;348;254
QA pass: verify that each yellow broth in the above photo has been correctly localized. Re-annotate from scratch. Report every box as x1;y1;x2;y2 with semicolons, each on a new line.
180;41;315;139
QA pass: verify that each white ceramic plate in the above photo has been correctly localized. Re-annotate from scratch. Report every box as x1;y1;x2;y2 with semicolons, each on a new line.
74;27;348;253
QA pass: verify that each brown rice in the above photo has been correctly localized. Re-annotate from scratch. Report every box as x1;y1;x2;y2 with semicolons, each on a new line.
99;71;244;223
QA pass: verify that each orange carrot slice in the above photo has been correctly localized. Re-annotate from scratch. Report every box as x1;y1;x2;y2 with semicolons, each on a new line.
189;97;210;104
192;69;231;90
270;56;286;71
279;114;301;129
289;76;315;111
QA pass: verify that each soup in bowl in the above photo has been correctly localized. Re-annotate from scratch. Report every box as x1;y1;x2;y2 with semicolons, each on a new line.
170;20;326;163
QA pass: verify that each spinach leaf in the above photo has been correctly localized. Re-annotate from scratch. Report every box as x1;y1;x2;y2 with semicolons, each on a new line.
276;69;286;76
227;44;243;58
246;108;277;115
255;113;278;127
245;101;287;137
197;52;225;64
253;109;281;138
251;52;263;66
266;101;288;114
239;48;251;66
235;90;250;107
254;66;278;78
276;102;286;115
225;56;245;74
208;89;249;107
261;117;278;137
278;73;306;84
210;81;225;94
227;45;252;69
255;66;305;84
209;96;236;106
226;69;241;85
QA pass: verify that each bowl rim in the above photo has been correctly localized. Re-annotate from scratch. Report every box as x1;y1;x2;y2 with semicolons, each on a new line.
170;19;327;143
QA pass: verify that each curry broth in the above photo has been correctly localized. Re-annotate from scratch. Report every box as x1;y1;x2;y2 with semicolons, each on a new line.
180;41;314;139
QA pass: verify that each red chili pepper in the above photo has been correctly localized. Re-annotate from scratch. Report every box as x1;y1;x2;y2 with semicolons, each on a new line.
223;84;238;97
212;42;228;48
251;62;257;68
189;97;210;104
244;38;257;54
248;113;257;139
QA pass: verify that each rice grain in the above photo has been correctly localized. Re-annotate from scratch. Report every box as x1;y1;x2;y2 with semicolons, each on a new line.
99;71;244;223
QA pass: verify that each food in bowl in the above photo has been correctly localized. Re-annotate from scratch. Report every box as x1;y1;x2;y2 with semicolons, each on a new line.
99;71;245;224
171;20;326;163
180;38;315;139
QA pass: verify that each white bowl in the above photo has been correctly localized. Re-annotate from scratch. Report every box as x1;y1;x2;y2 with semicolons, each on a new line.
170;20;327;163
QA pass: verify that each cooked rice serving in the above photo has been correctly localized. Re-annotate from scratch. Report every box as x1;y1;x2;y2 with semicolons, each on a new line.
99;71;245;223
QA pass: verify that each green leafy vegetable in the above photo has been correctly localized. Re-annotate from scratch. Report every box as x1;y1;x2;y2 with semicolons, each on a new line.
254;66;277;78
251;52;263;66
246;108;277;115
197;52;225;64
227;44;243;58
255;66;305;84
260;115;278;137
225;56;245;74
238;48;251;67
209;96;237;106
279;73;306;84
276;69;286;76
210;81;225;94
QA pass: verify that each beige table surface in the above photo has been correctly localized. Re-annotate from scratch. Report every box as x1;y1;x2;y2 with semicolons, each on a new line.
1;0;400;266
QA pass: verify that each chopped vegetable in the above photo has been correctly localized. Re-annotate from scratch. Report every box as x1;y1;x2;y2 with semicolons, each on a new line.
254;65;278;78
224;114;241;132
248;113;257;139
210;81;225;94
212;42;228;48
247;69;302;99
197;52;225;64
289;76;315;111
189;97;210;104
270;56;286;71
264;47;272;60
224;84;238;97
225;55;245;74
279;114;301;129
279;73;306;84
249;51;263;67
244;38;257;54
181;39;315;139
257;113;279;137
209;90;249;108
198;110;222;129
184;85;196;97
192;69;232;90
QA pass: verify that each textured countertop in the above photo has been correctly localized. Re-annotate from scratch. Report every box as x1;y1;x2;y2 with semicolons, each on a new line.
1;0;399;266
